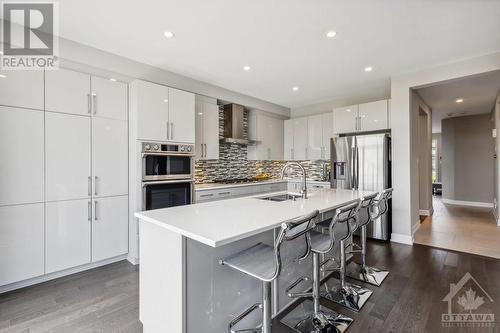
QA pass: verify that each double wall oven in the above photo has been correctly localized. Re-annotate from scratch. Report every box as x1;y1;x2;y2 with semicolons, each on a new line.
142;142;195;211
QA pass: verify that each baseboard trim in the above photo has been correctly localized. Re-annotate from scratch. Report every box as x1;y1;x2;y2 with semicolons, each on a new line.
497;219;500;227
419;208;433;216
391;233;414;245
442;198;493;208
127;255;139;265
0;254;128;294
412;220;421;235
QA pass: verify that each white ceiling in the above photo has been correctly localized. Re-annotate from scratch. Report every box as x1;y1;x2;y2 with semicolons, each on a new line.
51;1;500;108
417;70;500;133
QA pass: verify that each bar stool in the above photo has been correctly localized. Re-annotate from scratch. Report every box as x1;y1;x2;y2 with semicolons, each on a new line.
320;198;373;312
346;188;393;286
280;201;360;333
219;210;318;333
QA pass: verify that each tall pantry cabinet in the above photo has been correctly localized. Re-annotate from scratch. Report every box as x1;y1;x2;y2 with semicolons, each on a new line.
0;68;129;288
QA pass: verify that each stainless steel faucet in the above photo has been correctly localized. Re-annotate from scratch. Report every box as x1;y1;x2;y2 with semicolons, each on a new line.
281;162;307;199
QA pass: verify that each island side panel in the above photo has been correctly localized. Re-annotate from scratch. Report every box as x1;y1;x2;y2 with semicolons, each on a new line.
140;220;186;333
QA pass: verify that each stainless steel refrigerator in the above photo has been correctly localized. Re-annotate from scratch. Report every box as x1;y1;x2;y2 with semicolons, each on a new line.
330;133;391;240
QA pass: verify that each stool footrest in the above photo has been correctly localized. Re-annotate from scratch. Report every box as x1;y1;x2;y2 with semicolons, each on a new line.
320;258;340;272
229;303;262;333
346;249;363;254
286;276;312;298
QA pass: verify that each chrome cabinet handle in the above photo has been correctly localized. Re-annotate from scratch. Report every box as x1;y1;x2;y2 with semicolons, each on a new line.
203;143;207;158
87;94;92;114
88;176;92;196
94;201;98;221
291;148;294;160
166;121;169;140
200;193;214;198
88;201;92;221
170;122;174;140
94;176;98;196
92;94;97;115
218;191;231;196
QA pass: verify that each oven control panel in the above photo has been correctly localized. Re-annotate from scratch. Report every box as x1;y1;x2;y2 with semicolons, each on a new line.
142;142;194;154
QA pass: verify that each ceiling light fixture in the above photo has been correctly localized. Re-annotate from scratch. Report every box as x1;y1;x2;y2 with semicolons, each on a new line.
163;31;175;38
364;66;373;72
163;99;169;103
346;109;351;112
0;74;6;78
292;86;299;91
326;30;337;38
109;78;117;82
456;98;464;103
243;65;251;71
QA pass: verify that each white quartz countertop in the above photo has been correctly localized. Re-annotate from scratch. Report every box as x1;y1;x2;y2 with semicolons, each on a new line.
135;188;373;248
195;179;330;191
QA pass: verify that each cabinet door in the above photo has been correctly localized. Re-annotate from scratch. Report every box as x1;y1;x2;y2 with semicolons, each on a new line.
307;114;323;160
322;112;334;160
135;80;169;141
203;102;220;159
292;117;308;160
284;120;293;160
168;88;195;143
45;68;91;116
91;76;128;121
195;102;204;160
333;105;358;134
0;70;44;110
0;203;44;286
267;116;284;160
359;100;388;131
45;112;91;201
92;196;128;262
92;117;128;198
45;199;91;273
0;107;44;206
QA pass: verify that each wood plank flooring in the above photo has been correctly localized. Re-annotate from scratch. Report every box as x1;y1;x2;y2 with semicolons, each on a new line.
1;241;500;332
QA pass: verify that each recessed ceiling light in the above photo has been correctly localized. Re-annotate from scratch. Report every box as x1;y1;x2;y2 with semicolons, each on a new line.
109;78;117;82
0;50;3;55
292;86;299;91
163;99;169;103
364;66;373;72
243;65;251;71
346;109;351;112
456;98;464;103
0;74;6;78
163;31;175;38
326;30;337;38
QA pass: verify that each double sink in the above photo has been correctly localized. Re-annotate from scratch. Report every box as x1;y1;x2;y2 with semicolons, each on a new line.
258;193;302;202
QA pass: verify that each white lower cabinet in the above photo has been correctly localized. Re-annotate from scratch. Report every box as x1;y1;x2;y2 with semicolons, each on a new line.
91;196;128;262
45;199;92;274
0;203;45;286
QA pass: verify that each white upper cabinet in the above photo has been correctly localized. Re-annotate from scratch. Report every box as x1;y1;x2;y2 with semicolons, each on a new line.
45;112;91;202
292;117;308;160
358;100;388;131
133;80;195;143
134;80;170;142
284;120;293;160
248;112;284;160
92;195;128;262
91;76;128;121
0;107;44;206
333;105;358;134
168;88;195;143
322;112;334;160
92;117;128;198
45;199;91;273
0;203;45;286
307;114;323;160
195;98;219;160
0;70;44;110
45;68;91;116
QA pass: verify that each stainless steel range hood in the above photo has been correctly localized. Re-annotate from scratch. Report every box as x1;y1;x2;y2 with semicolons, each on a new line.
221;103;256;145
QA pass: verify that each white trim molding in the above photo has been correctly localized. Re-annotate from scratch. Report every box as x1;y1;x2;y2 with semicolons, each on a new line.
497;219;500;227
412;220;421;235
390;233;414;245
419;209;433;216
442;198;493;208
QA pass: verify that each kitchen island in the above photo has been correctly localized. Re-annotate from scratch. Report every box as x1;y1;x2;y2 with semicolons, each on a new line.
135;188;372;333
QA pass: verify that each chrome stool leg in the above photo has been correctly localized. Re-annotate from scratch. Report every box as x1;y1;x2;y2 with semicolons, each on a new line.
281;252;353;333
321;239;373;312
346;225;389;286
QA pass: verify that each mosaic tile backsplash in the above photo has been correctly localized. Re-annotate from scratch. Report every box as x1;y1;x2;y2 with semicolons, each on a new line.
194;105;330;184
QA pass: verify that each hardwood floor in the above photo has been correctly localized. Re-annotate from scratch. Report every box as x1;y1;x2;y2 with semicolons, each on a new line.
1;241;499;332
414;197;500;259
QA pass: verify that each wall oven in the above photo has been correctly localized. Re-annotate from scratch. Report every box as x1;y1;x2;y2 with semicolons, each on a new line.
142;142;195;211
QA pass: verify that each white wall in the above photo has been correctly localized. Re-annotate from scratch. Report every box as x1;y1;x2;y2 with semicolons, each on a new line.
391;52;500;245
493;92;500;223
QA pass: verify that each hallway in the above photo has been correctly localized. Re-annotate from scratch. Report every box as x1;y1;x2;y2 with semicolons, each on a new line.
414;197;500;258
